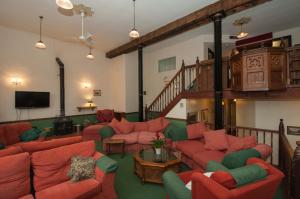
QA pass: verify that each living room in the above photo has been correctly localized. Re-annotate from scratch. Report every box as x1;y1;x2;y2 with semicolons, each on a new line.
0;0;300;199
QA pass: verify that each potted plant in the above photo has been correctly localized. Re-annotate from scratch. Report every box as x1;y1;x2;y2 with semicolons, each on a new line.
152;132;165;155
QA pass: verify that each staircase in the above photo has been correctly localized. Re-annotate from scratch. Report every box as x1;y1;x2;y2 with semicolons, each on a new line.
145;57;230;120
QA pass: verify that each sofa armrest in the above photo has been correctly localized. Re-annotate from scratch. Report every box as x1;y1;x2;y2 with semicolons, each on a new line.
252;144;272;160
99;126;115;140
96;155;118;173
163;171;192;199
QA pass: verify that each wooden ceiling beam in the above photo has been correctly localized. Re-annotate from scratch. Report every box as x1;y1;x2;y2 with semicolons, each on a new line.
106;0;271;58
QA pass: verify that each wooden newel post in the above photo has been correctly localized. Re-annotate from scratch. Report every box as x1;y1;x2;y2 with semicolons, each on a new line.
181;60;185;93
144;105;148;121
196;57;200;91
279;119;284;170
294;141;300;199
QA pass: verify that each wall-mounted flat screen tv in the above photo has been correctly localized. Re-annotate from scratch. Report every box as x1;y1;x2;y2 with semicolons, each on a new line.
15;91;50;108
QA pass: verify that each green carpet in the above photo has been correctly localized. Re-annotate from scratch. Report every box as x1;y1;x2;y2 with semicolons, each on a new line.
95;141;283;199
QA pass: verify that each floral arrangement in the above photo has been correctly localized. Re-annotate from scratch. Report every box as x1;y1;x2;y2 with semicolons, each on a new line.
152;132;165;149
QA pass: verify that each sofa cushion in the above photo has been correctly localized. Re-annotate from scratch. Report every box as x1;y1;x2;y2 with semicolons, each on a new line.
35;179;101;199
4;122;32;145
206;161;229;172
116;118;134;134
211;171;236;189
192;150;225;169
20;128;40;142
164;123;188;141
253;144;272;159
226;135;244;153
242;136;257;149
138;131;165;145
111;132;139;144
204;129;229;151
82;124;107;141
0;152;31;199
19;194;34;199
222;149;261;169
148;117;163;132
108;119;121;134
176;140;205;158
0;145;22;158
133;122;149;132
187;122;207;139
31;141;96;191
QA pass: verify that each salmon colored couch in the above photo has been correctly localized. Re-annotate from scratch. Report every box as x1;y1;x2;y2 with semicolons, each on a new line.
0;122;83;157
167;122;272;170
164;158;284;199
31;141;117;199
0;152;34;199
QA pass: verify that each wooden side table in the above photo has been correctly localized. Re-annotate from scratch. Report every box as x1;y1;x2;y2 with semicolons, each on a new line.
104;139;125;158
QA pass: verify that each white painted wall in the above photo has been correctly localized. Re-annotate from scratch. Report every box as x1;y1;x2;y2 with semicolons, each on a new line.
273;26;300;46
0;26;121;122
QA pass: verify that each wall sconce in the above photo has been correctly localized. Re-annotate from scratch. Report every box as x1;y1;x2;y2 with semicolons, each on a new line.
82;82;91;89
87;99;93;107
11;77;23;86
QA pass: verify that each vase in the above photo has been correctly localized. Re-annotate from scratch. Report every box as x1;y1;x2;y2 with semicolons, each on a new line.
155;148;162;155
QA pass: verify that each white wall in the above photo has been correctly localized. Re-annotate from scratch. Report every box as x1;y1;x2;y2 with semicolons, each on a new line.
273;26;300;46
0;26;122;122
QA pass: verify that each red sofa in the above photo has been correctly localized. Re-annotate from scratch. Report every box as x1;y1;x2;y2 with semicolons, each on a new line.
168;158;284;199
0;152;34;199
168;122;272;170
0;122;83;157
31;141;117;199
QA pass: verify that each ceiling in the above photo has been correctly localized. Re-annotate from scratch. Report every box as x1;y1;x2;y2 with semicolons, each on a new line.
0;0;299;53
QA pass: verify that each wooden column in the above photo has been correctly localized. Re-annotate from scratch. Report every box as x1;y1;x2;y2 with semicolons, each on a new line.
213;13;223;130
138;46;144;121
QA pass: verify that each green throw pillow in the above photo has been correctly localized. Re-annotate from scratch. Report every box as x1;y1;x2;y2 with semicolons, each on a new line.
96;156;118;173
99;126;115;139
19;129;39;142
229;164;267;187
162;170;192;199
0;143;5;150
164;123;188;141
222;149;261;169
206;161;229;172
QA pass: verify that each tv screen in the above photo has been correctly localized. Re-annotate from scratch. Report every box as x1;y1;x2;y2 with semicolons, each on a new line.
15;91;50;108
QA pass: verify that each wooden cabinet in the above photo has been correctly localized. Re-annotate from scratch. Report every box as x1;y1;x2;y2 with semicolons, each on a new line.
231;47;287;91
286;45;300;87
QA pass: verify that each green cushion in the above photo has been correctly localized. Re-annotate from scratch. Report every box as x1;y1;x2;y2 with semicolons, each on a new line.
99;126;115;139
0;143;5;150
19;129;39;142
164;123;188;141
162;171;192;199
222;149;261;169
96;156;118;173
206;161;229;172
229;164;267;187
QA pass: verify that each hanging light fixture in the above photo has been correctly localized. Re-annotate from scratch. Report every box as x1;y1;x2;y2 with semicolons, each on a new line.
35;16;46;49
237;24;248;39
56;0;73;10
129;0;140;38
86;47;94;59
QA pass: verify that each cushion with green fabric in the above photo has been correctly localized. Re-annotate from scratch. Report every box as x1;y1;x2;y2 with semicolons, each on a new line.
19;128;40;142
228;164;267;187
163;170;192;199
96;155;118;173
222;149;261;169
0;143;5;150
164;123;188;141
206;161;229;172
99;126;115;139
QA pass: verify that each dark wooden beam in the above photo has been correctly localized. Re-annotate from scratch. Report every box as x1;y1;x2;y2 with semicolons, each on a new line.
138;46;144;121
106;0;271;58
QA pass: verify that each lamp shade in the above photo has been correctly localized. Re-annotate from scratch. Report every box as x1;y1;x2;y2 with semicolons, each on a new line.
35;41;46;49
129;28;140;38
56;0;73;10
237;31;248;39
86;53;94;59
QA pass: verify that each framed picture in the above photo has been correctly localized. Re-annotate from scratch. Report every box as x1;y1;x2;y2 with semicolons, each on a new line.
287;126;300;136
272;35;292;48
93;90;101;96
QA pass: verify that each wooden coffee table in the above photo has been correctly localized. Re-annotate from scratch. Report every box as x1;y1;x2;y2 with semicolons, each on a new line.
133;148;181;184
104;139;125;158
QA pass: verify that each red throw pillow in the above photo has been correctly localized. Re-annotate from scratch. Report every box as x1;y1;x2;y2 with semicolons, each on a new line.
246;158;271;175
204;129;229;151
134;122;149;132
148;117;164;132
161;117;170;130
116;118;134;134
108;118;121;134
226;135;244;154
187;122;207;139
242;136;256;149
211;171;236;189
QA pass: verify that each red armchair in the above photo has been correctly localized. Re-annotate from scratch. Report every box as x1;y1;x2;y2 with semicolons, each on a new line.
31;141;117;199
0;152;34;199
96;109;115;123
164;158;284;199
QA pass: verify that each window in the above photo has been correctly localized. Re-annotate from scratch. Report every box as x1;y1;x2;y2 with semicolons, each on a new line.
158;56;176;72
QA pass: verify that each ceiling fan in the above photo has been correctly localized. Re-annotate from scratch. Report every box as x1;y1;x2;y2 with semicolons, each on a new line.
229;17;251;40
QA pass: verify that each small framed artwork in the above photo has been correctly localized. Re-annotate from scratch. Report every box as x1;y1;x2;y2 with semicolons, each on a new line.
93;90;101;96
287;126;300;136
272;35;292;48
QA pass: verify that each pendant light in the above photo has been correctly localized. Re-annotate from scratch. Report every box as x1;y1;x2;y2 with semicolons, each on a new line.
56;0;73;10
35;16;46;49
237;24;248;39
129;0;140;38
86;47;94;59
